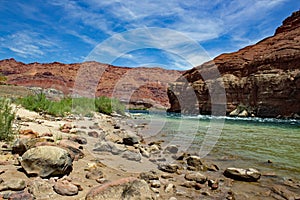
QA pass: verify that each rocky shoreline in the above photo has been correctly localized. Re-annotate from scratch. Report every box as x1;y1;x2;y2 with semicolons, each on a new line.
0;107;299;200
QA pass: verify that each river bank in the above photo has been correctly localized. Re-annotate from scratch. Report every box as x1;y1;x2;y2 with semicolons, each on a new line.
0;107;299;199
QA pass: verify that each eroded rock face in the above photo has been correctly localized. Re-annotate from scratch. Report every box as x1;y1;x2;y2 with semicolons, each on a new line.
20;146;73;178
167;10;300;118
0;59;182;108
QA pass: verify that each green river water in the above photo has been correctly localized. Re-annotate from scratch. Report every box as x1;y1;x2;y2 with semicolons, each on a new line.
131;111;300;180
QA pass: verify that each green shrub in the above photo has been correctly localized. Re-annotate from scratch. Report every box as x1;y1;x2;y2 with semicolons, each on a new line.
95;96;125;115
17;93;50;112
16;93;71;117
72;97;95;116
0;98;16;141
47;97;72;116
17;94;125;116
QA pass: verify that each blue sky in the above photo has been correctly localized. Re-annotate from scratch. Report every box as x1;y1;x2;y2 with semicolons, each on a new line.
0;0;299;70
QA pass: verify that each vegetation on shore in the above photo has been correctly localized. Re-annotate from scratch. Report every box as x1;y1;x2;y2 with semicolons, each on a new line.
0;98;16;141
16;93;125;117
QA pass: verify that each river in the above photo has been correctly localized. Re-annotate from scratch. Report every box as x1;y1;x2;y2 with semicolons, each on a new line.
129;111;300;180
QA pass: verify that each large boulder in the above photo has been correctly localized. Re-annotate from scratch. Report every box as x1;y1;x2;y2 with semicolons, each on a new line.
21;146;73;178
85;177;153;200
223;167;261;182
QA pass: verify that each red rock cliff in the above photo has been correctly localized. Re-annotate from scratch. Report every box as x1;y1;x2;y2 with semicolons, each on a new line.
0;59;182;108
167;10;300;118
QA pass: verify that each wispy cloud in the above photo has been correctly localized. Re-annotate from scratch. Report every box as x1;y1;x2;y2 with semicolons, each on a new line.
85;27;212;69
0;31;58;58
0;0;297;65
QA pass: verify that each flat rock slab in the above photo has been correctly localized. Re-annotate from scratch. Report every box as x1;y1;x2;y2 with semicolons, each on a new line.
86;177;153;200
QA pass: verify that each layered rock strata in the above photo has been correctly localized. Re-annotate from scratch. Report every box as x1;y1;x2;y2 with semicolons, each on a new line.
167;10;300;118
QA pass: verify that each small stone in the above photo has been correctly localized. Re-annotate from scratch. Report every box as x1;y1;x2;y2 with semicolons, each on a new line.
174;152;190;160
180;181;202;190
164;145;178;154
186;156;204;170
139;147;150;158
208;180;218;190
122;131;140;146
60;128;70;133
169;197;177;200
184;172;207;184
88;131;99;138
89;124;99;129
207;164;219;171
201;191;211;196
114;124;121;129
19;129;38;139
28;177;56;199
85;177;153;200
7;191;33;200
122;150;142;162
96;178;108;184
149;144;160;154
69;128;78;134
224;167;261;182
12;138;28;155
161;174;173;179
150;180;161;188
140;171;159;181
69;136;87;145
165;183;175;193
151;187;160;193
158;163;180;173
85;168;104;180
0;179;26;191
58;139;84;161
53;180;79;196
61;123;72;130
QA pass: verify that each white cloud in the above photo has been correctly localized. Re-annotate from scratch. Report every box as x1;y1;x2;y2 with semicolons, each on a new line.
0;31;58;58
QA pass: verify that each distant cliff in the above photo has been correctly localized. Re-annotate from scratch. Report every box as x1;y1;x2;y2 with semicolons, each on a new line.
0;59;182;109
167;10;300;118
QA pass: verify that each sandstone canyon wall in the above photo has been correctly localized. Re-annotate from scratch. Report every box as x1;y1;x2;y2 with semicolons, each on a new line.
0;59;182;108
167;10;300;118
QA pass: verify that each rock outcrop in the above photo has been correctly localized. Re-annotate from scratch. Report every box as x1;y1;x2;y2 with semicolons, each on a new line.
167;10;300;118
0;59;182;108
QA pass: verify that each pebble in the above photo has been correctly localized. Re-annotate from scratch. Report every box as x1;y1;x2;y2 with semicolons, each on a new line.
150;180;161;188
165;183;175;193
53;180;79;196
88;131;99;138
